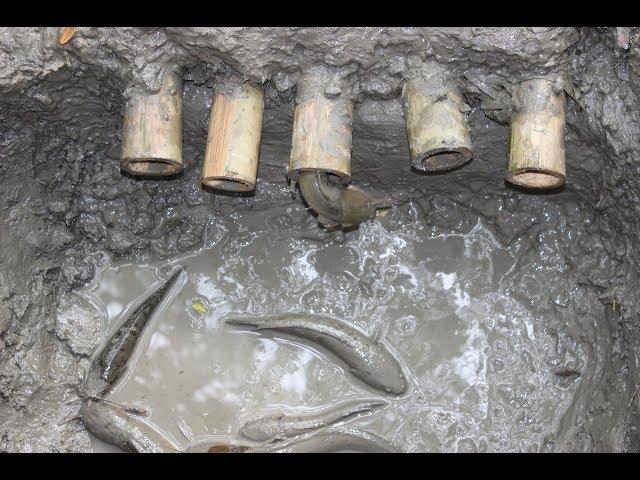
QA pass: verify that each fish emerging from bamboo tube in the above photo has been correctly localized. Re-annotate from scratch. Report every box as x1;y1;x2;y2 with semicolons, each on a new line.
83;266;184;398
239;398;388;442
296;171;413;230
248;427;403;453
224;313;408;395
80;398;180;453
297;171;377;229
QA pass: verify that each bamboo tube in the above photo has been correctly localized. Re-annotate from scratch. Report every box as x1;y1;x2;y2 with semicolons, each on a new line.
402;76;473;172
201;82;264;192
121;67;183;177
506;79;566;189
288;68;353;184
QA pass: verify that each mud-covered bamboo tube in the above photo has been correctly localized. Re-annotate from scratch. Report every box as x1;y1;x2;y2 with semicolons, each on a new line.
402;71;473;172
202;82;264;192
288;67;379;228
121;66;183;176
506;78;566;189
287;66;353;184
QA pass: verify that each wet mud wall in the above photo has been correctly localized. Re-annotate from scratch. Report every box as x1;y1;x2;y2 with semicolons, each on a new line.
0;27;639;451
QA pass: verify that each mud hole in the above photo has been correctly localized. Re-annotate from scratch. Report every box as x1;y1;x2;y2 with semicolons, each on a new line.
1;27;640;452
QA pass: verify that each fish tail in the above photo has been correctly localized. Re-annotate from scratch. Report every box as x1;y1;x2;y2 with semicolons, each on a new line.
58;408;82;426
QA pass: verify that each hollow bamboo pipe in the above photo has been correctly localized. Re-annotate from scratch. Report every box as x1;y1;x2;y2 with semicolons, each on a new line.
506;78;566;189
201;82;264;192
121;66;183;177
287;68;353;184
402;76;473;172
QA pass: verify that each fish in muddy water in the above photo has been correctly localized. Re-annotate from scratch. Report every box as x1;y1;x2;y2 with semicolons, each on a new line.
83;266;183;398
224;313;408;395
80;398;180;453
247;427;403;453
239;398;388;442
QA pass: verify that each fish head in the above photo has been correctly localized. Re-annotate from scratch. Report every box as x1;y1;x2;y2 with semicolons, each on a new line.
374;357;409;396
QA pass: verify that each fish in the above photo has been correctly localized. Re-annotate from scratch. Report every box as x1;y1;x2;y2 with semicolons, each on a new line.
248;427;403;453
83;266;183;398
239;398;387;442
297;171;377;230
80;398;179;453
224;313;407;395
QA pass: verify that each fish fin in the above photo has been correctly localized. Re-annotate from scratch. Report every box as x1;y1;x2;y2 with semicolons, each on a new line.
94;397;149;416
122;404;150;416
375;208;391;219
317;215;342;230
58;411;82;426
64;398;85;407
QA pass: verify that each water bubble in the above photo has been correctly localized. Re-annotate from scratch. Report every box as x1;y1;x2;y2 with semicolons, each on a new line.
285;361;298;374
492;359;505;373
396;315;417;337
316;367;327;382
242;391;254;402
456;438;478;453
270;381;281;393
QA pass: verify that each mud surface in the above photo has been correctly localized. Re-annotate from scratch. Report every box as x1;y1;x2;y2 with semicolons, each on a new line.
0;27;639;452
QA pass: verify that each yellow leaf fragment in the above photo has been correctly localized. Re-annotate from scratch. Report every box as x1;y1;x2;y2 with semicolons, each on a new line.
191;301;207;315
59;27;76;45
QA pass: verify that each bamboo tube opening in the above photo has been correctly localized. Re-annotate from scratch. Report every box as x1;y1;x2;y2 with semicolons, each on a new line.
506;78;566;190
288;67;352;184
202;82;264;193
508;170;565;189
125;159;180;176
121;66;183;177
418;147;473;172
402;75;473;172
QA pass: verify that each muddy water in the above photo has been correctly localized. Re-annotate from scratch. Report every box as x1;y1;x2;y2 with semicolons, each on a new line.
64;195;599;452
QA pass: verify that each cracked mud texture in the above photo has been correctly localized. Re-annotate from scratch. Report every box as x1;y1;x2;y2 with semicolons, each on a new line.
0;27;639;452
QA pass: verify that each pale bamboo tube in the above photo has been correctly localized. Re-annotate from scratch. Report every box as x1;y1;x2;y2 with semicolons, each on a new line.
288;69;353;184
121;67;183;176
506;79;566;189
402;78;473;172
201;82;264;192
